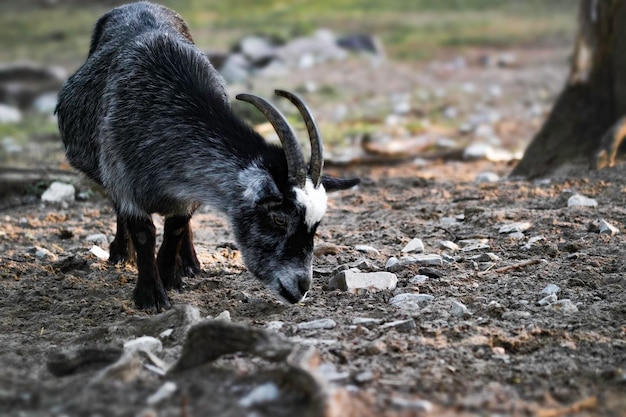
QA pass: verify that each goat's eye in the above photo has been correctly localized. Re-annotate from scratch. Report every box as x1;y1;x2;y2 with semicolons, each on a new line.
271;213;287;227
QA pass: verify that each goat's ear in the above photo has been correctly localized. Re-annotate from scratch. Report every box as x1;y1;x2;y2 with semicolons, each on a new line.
321;175;360;193
239;166;283;207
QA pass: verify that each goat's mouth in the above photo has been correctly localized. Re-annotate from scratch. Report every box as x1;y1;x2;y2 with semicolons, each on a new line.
276;281;306;304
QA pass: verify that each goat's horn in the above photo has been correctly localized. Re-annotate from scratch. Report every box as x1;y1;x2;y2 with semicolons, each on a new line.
275;89;324;188
236;93;307;188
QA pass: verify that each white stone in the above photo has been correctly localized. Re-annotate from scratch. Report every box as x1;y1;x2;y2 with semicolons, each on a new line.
123;336;163;354
439;240;459;251
499;222;532;234
470;252;500;262
390;397;434;412
461;243;491;252
401;238;425;253
475;171;500;183
89;245;109;261
409;275;429;284
329;270;397;293
389;293;434;311
0;104;22;123
385;257;399;270
380;318;416;332
542;284;560;295
508;231;525;240
352;317;383;325
214;310;231;322
599;219;619;236
146;381;177;406
238;383;280;407
537;293;557;306
354;244;380;255
297;318;336;331
33;92;58;115
549;299;579;314
567;193;598;208
34;247;55;260
41;181;75;205
450;301;470;317
266;321;285;331
86;233;108;246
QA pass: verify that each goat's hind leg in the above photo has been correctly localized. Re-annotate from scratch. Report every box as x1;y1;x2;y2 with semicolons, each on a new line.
157;215;200;291
127;216;170;311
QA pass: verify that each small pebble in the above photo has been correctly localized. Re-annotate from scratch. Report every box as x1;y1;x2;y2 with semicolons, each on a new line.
365;339;387;355
499;222;532;234
214;310;231;322
548;299;579;314
401;238;425;253
86;233;109;246
409;275;429;284
389;293;434;312
599;219;619;236
354;245;380;255
537;293;557;306
542;284;560;295
450;301;470;317
379;319;416;332
297;318;337;331
89;245;109;261
266;321;285;331
354;370;375;383
501;311;531;320
567;193;598;208
391;397;434;412
329;270;397;293
439;240;459;251
146;381;177;406
123;336;163;354
475;171;500;183
238;383;280;407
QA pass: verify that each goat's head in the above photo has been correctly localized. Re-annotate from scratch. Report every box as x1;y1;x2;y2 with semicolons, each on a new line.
232;90;359;304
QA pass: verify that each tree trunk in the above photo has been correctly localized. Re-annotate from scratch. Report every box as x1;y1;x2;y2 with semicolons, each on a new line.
511;0;626;178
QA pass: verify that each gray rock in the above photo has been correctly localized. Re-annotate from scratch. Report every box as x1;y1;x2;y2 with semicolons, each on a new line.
409;275;429;284
380;318;416;332
501;311;531;320
329;270;397;293
537;293;557;306
214;310;231;322
238;382;280;407
0;103;22;123
567;193;598;208
219;53;250;83
387;254;443;272
599;219;619;236
389;293;434;311
265;321;285;331
146;381;177;406
354;244;380;255
391;397;434;412
352;317;383;326
439;240;459;251
33;92;58;115
123;336;163;354
470;252;500;262
450;301;470;317
508;231;525;240
354;370;375;383
41;181;75;205
237;35;277;64
86;233;109;246
475;171;500;183
401;238;424;253
461;243;491;252
542;283;560;295
549;299;579;314
499;222;532;234
297;318;337;331
89;245;109;261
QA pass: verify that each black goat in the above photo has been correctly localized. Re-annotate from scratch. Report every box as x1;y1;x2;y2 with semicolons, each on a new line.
55;1;359;310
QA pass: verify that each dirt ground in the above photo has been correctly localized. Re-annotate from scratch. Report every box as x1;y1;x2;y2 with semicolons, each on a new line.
1;46;625;416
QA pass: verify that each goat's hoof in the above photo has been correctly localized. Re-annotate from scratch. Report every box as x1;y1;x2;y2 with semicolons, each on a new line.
133;286;171;312
162;274;183;291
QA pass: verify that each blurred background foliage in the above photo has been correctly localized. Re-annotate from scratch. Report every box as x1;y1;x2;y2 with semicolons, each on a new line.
1;0;576;67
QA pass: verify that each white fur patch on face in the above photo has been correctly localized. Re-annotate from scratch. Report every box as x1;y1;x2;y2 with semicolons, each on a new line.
238;163;270;204
294;178;327;230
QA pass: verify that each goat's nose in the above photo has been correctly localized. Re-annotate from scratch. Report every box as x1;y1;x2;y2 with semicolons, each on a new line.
297;274;312;297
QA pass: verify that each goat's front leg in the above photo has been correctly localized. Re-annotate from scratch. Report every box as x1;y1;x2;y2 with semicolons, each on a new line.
127;216;170;311
109;213;135;265
157;215;201;290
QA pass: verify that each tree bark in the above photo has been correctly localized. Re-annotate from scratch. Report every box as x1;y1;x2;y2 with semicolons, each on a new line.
511;0;626;178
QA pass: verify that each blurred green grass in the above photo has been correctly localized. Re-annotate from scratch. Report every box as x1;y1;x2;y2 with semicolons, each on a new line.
0;0;577;67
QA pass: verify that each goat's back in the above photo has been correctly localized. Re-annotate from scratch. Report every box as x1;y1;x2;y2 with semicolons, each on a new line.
56;1;196;185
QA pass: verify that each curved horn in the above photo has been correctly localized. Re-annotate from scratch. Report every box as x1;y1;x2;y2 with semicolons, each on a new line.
236;93;307;188
275;89;324;188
